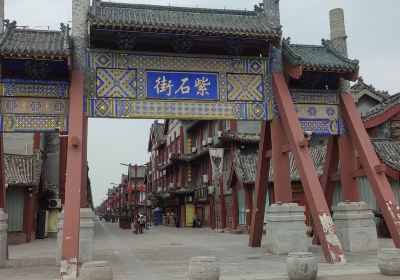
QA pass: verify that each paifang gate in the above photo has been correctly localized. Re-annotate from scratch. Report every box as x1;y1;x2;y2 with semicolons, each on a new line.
0;0;399;278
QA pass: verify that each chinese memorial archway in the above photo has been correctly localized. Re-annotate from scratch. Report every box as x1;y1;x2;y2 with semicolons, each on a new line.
0;0;398;278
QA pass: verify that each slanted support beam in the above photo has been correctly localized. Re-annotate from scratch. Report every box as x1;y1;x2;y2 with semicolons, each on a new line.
339;135;360;202
340;93;400;247
60;70;85;278
321;136;339;210
313;136;339;245
272;73;345;264
249;121;271;247
271;117;292;203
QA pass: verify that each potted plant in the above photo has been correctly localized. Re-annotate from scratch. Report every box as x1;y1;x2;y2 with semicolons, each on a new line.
119;215;132;229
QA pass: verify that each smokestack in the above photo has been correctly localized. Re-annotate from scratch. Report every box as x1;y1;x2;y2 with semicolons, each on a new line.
0;0;4;33
263;0;280;27
329;8;348;57
330;8;350;90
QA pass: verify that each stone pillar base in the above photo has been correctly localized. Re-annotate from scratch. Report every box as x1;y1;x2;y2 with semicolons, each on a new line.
0;209;7;268
333;201;378;252
265;203;307;255
57;208;95;265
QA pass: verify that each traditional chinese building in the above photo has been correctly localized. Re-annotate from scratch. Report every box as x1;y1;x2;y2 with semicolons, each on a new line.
148;119;261;229
227;145;326;232
5;152;42;244
351;77;390;114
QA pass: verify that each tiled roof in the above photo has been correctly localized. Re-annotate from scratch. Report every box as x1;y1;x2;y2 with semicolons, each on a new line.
362;92;400;121
148;121;166;151
372;139;400;172
169;187;195;195
89;1;281;40
221;131;260;144
231;140;400;185
0;21;71;59
231;145;327;185
174;148;210;162
232;152;257;185
158;131;259;170
5;153;42;187
282;38;359;72
351;77;389;101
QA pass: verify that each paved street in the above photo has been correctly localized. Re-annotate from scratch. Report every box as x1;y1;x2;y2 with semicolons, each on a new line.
0;218;399;280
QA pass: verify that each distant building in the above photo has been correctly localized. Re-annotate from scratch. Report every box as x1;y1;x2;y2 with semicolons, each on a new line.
147;119;260;229
351;77;390;114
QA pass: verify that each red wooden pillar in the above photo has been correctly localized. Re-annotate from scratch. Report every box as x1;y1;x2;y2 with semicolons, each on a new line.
133;165;139;229
0;133;5;209
340;93;400;247
245;186;252;231
80;117;88;208
313;136;339;245
249;120;271;247
338;135;360;202
59;135;68;204
320;136;339;210
128;190;133;217
271;117;292;203
272;73;345;263
179;126;185;187
24;189;34;243
218;173;227;229
210;196;215;229
60;70;85;277
25;133;40;243
231;185;238;230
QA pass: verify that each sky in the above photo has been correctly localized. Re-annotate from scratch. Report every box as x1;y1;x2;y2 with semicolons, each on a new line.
4;0;400;206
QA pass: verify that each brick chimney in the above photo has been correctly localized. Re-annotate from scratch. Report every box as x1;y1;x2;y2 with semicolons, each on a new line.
329;8;348;57
330;8;350;90
0;0;4;33
263;0;280;27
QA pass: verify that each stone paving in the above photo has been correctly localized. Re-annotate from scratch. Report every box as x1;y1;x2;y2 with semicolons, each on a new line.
0;218;399;279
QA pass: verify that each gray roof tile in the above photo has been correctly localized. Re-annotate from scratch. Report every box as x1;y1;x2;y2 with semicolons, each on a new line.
372;139;400;172
362;92;400;121
89;1;281;40
232;145;327;184
0;21;71;58
282;38;359;72
232;140;400;185
351;77;390;100
5;153;42;187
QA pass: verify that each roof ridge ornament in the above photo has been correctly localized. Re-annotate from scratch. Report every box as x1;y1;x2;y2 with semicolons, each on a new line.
254;3;264;13
352;76;389;99
321;38;359;67
4;19;16;29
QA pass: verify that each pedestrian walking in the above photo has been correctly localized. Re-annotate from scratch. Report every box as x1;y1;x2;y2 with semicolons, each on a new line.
139;214;146;234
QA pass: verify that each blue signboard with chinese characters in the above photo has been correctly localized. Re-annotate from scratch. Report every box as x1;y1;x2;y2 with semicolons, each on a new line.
146;71;218;100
